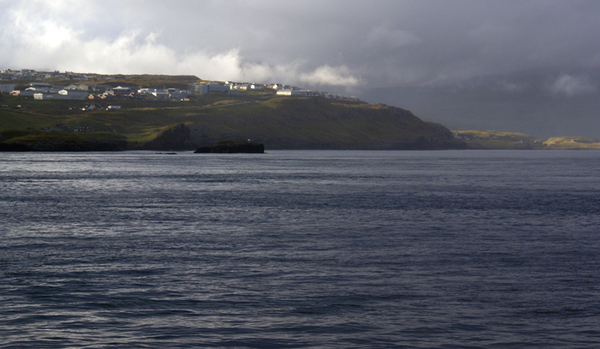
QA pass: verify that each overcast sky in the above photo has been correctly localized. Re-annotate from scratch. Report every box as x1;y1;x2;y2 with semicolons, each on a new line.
2;0;599;136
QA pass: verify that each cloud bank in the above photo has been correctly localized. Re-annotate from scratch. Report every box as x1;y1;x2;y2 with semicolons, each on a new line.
0;1;368;87
2;0;599;90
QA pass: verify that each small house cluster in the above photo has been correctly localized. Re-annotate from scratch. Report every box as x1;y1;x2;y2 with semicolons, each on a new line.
40;124;95;132
5;82;194;101
1;68;361;101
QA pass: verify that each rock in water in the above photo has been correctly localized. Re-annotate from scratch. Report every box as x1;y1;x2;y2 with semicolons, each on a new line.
194;141;264;153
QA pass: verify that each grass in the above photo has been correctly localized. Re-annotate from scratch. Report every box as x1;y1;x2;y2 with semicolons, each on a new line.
454;130;600;149
6;133;83;145
543;136;600;149
1;91;457;149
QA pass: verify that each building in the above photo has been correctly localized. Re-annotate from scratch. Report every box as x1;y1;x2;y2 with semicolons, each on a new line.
33;90;89;100
0;84;14;93
190;83;209;95
58;90;89;100
34;93;53;100
29;82;52;89
190;82;229;95
207;82;230;94
65;84;89;91
91;84;112;92
150;89;170;99
276;89;307;96
112;86;132;96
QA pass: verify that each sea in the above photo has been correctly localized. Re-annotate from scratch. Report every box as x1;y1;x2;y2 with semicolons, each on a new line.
1;150;599;348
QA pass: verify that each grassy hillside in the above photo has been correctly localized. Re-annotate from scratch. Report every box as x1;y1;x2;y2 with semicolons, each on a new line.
4;86;599;151
4;73;598;151
454;130;600;149
454;130;542;149
0;92;463;150
543;136;600;149
182;97;457;149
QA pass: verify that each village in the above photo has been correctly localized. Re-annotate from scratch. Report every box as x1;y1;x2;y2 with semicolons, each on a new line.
0;68;357;105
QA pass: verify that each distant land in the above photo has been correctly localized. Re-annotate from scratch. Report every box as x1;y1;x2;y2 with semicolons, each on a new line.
453;130;600;150
0;71;463;151
0;70;598;151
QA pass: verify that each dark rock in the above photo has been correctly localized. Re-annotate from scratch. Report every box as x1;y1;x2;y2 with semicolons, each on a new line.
195;141;264;153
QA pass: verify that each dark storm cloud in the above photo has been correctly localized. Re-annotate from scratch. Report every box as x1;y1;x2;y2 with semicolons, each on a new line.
2;1;599;86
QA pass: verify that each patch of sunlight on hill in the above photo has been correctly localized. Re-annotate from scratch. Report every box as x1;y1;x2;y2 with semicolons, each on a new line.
543;137;600;149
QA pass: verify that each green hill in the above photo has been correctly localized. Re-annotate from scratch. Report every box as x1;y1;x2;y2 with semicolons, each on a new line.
454;130;600;149
543;136;600;149
0;93;464;150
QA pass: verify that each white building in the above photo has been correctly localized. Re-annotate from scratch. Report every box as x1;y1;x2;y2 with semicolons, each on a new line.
191;82;230;95
151;90;170;99
276;89;307;96
59;90;89;100
33;90;88;100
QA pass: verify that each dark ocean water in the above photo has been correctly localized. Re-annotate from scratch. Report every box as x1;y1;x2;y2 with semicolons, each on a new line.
1;150;599;348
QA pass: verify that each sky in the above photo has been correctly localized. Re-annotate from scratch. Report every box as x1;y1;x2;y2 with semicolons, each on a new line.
1;0;599;138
